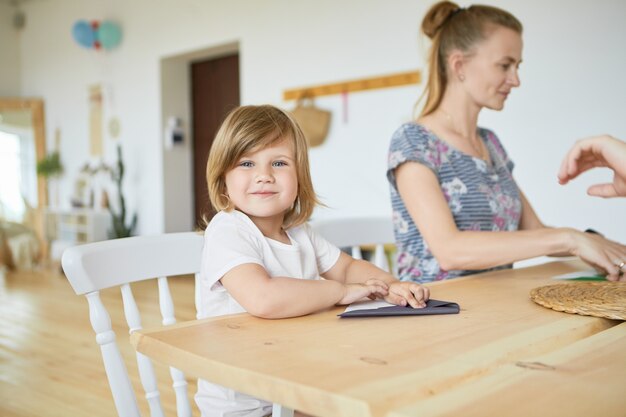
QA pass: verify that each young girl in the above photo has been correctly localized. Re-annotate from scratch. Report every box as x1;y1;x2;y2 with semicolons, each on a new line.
195;105;430;416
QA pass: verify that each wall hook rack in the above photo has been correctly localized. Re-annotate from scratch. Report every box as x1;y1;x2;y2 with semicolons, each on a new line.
283;69;421;101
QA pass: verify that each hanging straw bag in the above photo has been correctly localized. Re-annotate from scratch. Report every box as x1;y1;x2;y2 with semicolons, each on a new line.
290;95;331;147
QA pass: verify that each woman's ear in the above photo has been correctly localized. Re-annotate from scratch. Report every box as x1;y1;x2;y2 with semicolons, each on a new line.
447;50;466;82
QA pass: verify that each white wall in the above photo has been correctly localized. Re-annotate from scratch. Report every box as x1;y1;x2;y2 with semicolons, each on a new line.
11;0;626;242
0;2;21;95
161;54;195;232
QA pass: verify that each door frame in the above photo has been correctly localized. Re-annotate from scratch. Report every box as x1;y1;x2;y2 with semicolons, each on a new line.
160;42;239;232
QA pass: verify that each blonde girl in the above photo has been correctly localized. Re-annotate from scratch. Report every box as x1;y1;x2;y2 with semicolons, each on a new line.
196;105;429;417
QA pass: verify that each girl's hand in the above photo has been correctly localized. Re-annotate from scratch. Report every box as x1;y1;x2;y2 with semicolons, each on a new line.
568;229;626;281
336;280;389;305
385;281;430;308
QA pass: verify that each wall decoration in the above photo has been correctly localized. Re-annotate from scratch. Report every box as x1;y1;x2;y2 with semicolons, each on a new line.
283;70;421;100
284;70;422;143
290;96;331;148
72;21;96;48
97;21;122;50
108;117;121;139
89;84;103;157
71;19;122;50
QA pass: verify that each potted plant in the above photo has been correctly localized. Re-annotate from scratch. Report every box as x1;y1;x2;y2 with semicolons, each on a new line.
108;145;137;238
36;151;63;178
37;151;64;207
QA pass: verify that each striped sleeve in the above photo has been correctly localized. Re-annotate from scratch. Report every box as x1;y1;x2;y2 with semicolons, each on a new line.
387;123;440;189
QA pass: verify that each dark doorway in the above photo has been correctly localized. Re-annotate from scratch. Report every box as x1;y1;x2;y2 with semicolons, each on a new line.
191;53;240;227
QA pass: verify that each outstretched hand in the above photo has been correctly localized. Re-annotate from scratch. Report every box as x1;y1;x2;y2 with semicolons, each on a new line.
558;135;626;198
385;281;430;308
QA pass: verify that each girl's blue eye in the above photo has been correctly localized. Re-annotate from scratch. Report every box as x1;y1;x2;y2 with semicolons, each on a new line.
272;161;287;167
239;161;253;167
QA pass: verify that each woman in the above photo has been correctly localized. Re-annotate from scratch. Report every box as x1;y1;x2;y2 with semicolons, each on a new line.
387;1;626;282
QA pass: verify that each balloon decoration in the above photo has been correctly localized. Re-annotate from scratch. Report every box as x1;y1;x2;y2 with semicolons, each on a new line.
72;20;122;51
98;21;122;50
72;21;96;48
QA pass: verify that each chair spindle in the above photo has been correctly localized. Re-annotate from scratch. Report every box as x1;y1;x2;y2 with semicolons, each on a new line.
86;291;141;417
121;283;165;417
157;276;192;417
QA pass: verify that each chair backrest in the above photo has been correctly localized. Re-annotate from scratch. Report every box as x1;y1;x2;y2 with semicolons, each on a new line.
62;232;204;417
310;216;395;272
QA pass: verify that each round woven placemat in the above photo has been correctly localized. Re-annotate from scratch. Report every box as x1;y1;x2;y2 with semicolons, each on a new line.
530;282;626;320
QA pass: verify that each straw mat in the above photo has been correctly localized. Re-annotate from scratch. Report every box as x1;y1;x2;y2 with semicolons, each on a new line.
530;282;626;320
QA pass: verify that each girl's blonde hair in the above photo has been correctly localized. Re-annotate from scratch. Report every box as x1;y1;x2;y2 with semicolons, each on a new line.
206;105;320;228
418;1;523;117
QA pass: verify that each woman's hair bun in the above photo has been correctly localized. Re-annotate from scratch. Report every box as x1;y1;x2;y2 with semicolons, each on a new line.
421;1;461;39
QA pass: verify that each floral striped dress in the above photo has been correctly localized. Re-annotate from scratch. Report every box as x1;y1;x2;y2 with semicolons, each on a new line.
387;123;522;283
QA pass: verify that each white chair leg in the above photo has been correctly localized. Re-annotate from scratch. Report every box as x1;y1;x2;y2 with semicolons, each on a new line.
86;291;142;417
272;404;294;417
121;284;165;417
157;277;192;417
170;367;192;417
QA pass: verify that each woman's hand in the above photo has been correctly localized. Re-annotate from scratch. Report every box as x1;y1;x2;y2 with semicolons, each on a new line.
385;281;430;308
336;279;389;305
567;229;626;281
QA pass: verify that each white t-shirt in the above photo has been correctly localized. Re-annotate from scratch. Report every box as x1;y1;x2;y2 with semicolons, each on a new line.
195;210;341;417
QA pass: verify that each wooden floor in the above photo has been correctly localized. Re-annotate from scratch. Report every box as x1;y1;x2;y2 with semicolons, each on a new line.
0;265;200;417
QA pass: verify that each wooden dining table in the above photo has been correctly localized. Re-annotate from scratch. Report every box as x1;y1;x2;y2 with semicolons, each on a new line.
130;260;626;417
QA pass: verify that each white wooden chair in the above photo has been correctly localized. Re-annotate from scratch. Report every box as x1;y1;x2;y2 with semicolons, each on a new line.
62;232;293;417
310;216;396;272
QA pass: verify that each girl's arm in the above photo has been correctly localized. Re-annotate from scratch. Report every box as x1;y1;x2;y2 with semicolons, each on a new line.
220;263;388;319
395;162;626;279
322;252;429;308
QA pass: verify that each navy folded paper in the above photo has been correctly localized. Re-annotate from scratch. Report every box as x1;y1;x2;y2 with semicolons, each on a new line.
338;299;460;318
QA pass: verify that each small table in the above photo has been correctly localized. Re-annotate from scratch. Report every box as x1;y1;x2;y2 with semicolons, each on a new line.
131;261;625;417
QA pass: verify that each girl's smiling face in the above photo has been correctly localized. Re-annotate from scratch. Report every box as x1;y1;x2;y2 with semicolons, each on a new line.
224;138;298;225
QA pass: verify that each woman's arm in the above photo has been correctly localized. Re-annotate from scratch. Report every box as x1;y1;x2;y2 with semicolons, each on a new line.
322;252;429;308
517;190;544;230
517;189;593;258
220;263;388;319
395;161;626;279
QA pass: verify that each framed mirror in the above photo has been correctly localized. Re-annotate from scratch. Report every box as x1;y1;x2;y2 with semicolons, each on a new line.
0;98;48;264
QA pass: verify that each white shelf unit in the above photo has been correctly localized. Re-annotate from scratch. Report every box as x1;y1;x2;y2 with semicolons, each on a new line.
45;208;112;259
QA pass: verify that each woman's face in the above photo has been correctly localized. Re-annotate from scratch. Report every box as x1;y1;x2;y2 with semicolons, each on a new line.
460;26;523;111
